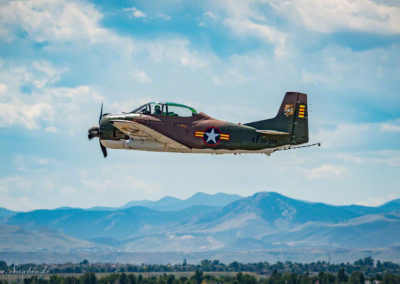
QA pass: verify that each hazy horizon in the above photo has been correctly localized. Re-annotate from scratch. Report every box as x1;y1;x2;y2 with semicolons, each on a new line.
1;190;399;212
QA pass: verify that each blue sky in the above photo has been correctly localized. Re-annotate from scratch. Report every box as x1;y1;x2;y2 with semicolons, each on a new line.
0;0;399;211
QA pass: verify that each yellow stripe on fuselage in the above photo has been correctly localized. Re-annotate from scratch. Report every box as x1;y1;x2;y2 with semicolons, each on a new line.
220;134;230;140
194;131;204;137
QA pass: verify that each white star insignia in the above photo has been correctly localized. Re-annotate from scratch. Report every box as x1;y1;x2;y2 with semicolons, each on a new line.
205;128;220;144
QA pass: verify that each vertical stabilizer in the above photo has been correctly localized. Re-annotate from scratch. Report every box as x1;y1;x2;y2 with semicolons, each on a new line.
245;92;309;145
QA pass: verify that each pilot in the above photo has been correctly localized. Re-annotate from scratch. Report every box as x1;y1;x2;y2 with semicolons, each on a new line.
154;104;161;115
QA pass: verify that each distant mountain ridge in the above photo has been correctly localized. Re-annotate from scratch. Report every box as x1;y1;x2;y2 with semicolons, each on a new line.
1;191;400;255
0;208;16;218
120;192;244;211
87;192;243;211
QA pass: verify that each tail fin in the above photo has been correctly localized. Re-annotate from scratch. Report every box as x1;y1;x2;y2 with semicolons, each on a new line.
245;92;309;145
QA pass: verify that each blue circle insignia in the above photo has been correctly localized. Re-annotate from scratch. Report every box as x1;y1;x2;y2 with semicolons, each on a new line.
203;127;221;145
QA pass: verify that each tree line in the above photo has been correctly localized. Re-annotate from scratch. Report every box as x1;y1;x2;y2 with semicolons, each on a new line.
0;257;399;283
0;270;399;284
1;257;399;277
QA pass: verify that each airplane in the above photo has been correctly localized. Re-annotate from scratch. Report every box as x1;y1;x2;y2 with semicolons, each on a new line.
88;92;320;158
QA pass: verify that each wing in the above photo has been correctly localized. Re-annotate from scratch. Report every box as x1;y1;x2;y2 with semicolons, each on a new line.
110;120;189;150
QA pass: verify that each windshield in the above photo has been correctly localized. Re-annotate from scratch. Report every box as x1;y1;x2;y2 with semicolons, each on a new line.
131;104;151;114
165;103;197;117
131;102;197;117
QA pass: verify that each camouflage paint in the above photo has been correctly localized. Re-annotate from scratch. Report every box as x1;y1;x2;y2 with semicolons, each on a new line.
90;92;309;155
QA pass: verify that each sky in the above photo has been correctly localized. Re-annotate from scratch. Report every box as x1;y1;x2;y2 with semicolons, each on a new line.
0;0;399;211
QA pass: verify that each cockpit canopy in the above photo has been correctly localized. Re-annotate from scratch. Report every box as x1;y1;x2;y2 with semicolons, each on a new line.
131;102;198;117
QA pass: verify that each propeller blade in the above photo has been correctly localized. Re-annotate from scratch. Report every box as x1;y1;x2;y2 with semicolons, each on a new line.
99;102;103;124
100;141;107;158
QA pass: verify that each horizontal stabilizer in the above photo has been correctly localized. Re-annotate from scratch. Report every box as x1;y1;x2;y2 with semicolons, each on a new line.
256;129;290;135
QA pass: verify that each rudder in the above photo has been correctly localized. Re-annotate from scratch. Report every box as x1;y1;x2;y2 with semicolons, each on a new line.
292;92;308;145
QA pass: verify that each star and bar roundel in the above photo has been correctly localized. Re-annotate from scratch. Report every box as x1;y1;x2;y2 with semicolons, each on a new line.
194;127;230;146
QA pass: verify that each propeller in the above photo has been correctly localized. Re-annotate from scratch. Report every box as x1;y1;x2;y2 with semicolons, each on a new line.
100;142;108;158
99;102;103;124
98;102;107;158
88;102;107;158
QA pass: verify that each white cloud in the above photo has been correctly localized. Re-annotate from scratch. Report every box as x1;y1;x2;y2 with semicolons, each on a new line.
381;123;400;132
0;175;38;211
312;118;400;152
30;61;65;88
337;151;400;167
132;69;151;83
79;166;163;204
44;126;57;133
122;7;147;18
143;39;207;69
199;11;219;27
223;18;287;57
0;61;104;131
206;1;287;56
0;82;7;93
81;176;161;195
108;98;154;113
203;11;219;21
0;163;163;211
60;186;77;194
226;68;250;83
0;195;34;212
156;13;170;21
304;164;349;180
0;173;56;211
356;194;397;207
180;55;206;69
0;0;108;42
267;0;400;35
301;69;338;88
1;0;210;69
0;176;29;194
13;154;61;173
313;120;400;150
0;101;54;130
0;62;102;132
3;61;66;91
0;0;208;82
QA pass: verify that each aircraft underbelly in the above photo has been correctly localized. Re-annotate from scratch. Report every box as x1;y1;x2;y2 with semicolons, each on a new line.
101;139;287;155
101;138;165;151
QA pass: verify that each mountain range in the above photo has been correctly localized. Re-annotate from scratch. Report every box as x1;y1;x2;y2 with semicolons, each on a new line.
91;192;243;211
1;191;400;262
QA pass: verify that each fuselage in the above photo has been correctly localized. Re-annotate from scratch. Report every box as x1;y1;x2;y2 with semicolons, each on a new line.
98;112;292;154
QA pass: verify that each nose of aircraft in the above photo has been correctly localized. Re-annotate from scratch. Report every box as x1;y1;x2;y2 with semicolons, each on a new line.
88;125;100;140
88;102;108;158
